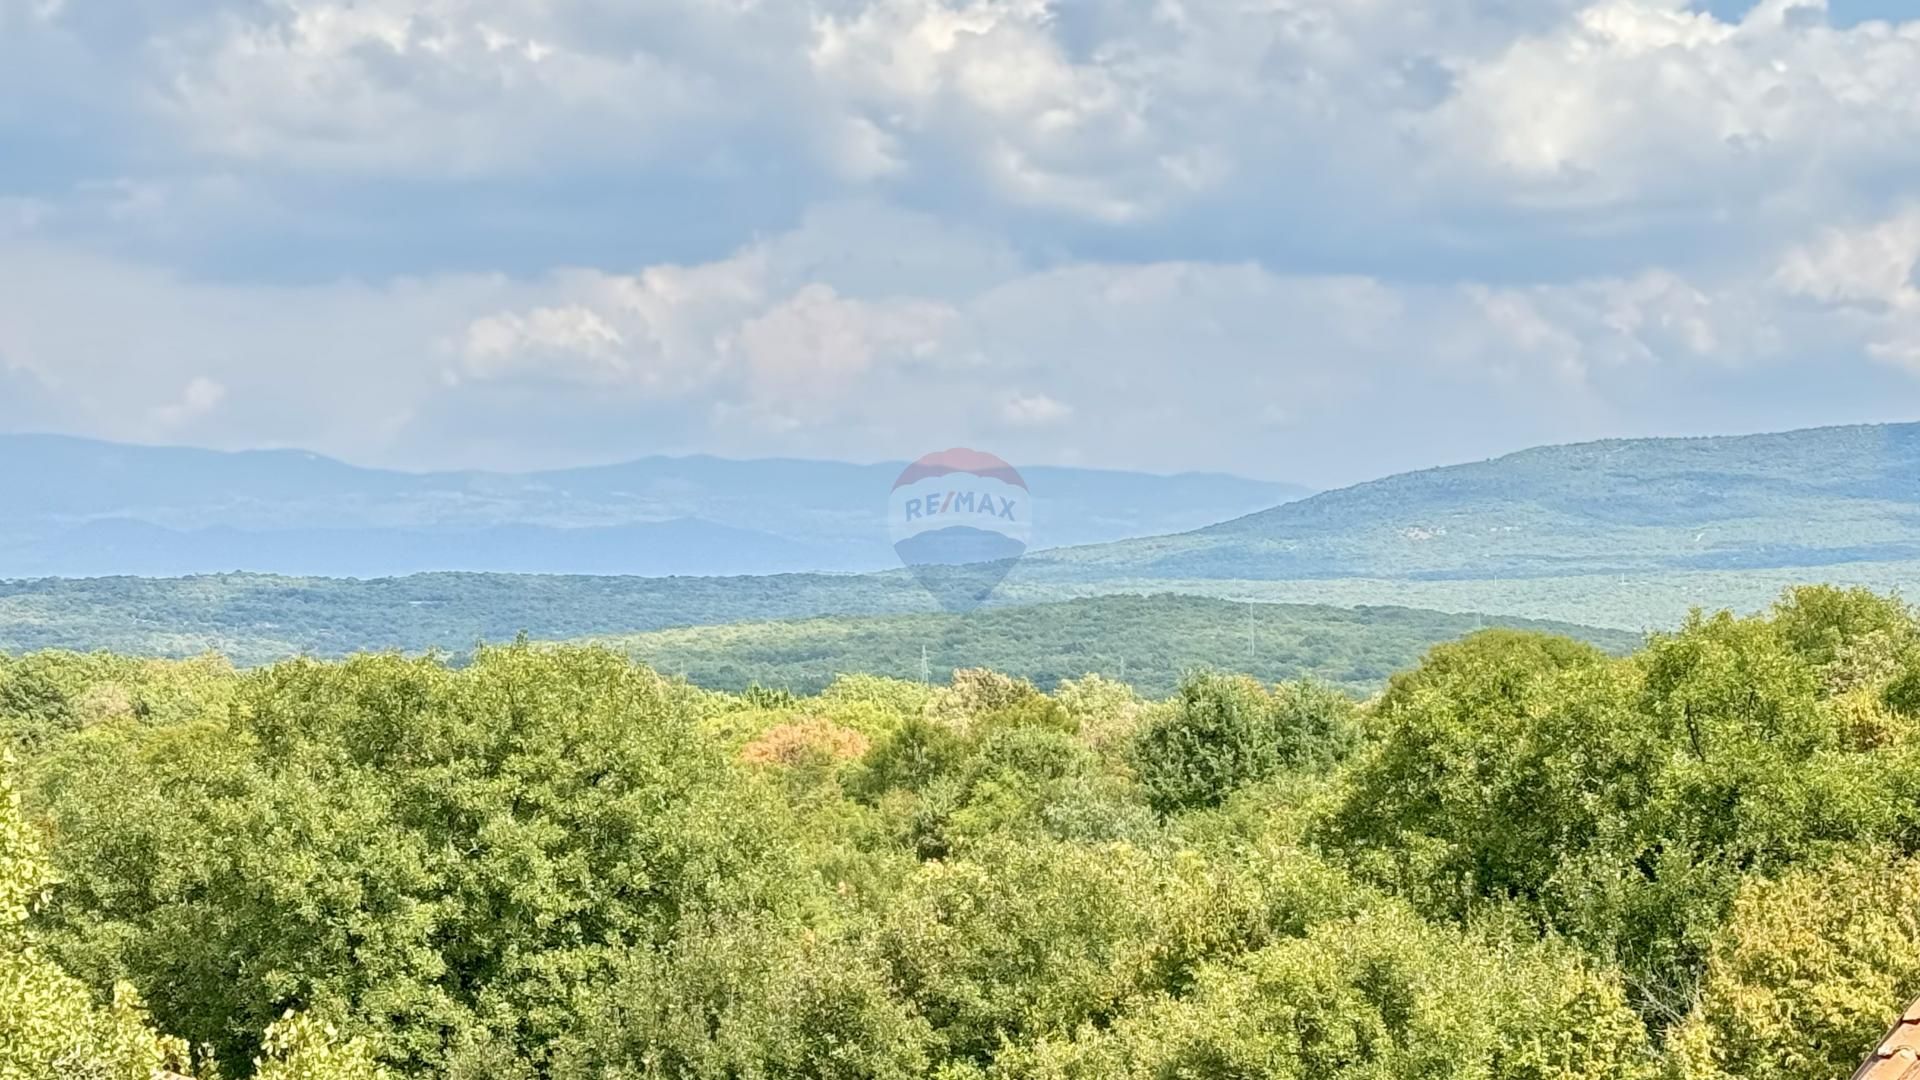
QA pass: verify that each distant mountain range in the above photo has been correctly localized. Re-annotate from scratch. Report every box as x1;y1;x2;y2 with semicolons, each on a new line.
1;422;1916;647
0;435;1309;578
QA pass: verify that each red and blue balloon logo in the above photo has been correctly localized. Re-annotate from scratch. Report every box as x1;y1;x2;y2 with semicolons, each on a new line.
888;448;1031;612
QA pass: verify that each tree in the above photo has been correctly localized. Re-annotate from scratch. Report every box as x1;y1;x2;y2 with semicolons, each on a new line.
29;646;801;1076
1669;850;1920;1080
0;751;192;1080
993;904;1657;1080
1320;613;1920;1025
1134;672;1356;815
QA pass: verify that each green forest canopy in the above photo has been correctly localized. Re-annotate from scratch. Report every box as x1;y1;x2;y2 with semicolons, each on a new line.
596;593;1640;696
5;584;1920;1078
0;578;1637;692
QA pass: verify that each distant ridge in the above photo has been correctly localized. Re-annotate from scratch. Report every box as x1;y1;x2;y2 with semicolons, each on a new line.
1028;421;1920;584
0;434;1307;578
0;574;1635;686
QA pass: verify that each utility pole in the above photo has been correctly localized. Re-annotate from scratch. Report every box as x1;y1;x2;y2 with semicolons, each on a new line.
920;644;930;685
1246;600;1256;672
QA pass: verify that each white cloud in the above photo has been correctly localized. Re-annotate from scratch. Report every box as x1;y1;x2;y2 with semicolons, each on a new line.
0;203;1911;481
1424;0;1920;220
1773;209;1920;372
135;0;822;180
1773;208;1920;310
1000;392;1072;427
461;305;628;383
150;375;227;429
9;1;1920;479
726;284;955;418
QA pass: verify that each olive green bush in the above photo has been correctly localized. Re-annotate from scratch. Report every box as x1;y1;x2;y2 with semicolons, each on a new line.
0;751;193;1080
994;905;1657;1080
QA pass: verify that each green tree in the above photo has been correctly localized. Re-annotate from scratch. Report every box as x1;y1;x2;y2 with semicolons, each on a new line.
1134;672;1357;815
0;752;193;1080
994;904;1657;1080
1321;612;1920;1025
875;837;1349;1066
555;914;932;1080
29;647;800;1076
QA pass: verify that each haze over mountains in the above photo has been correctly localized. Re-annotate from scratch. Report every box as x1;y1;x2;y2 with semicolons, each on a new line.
991;421;1920;628
1;421;1916;659
0;435;1308;578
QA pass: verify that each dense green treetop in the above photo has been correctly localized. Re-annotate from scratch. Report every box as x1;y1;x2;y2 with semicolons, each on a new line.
0;584;1915;1078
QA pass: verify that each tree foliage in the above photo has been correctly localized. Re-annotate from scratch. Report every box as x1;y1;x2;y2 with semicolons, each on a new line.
1134;672;1357;814
0;587;1916;1077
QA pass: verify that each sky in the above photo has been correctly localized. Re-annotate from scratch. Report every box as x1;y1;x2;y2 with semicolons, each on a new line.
3;0;1920;486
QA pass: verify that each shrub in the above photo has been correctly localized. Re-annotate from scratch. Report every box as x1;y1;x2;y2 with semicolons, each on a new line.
555;914;933;1080
876;838;1360;1066
28;646;799;1077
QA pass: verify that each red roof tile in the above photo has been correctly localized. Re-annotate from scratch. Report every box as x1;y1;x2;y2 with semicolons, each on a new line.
1855;999;1920;1080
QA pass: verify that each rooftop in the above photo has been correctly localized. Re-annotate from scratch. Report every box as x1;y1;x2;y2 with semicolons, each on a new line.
1855;999;1920;1080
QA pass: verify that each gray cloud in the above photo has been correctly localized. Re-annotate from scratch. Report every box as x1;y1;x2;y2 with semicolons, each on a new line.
3;0;1920;482
13;0;1920;272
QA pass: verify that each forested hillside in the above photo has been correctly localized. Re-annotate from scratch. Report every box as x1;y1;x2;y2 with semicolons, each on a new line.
0;575;1631;680
5;585;1920;1079
601;593;1638;695
0;571;933;662
1031;421;1920;583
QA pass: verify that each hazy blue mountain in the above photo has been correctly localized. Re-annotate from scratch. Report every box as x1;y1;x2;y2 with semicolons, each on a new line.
1026;422;1920;583
0;435;1307;578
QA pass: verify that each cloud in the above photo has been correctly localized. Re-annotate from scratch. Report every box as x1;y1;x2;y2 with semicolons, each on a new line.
1000;393;1073;427
461;306;630;384
724;284;957;429
1772;209;1920;372
1422;0;1920;228
7;0;1909;262
150;375;227;429
0;202;1912;483
5;1;1920;481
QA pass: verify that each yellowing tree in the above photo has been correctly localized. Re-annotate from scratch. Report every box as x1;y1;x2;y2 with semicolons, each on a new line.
1671;850;1920;1080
